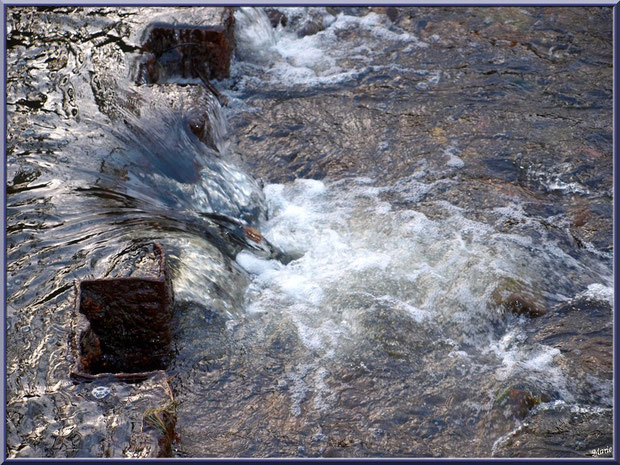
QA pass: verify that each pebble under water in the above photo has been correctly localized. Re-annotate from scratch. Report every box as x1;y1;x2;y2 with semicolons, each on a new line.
6;6;613;458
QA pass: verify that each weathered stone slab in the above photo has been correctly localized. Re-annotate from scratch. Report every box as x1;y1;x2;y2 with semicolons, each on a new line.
138;8;235;83
71;242;174;382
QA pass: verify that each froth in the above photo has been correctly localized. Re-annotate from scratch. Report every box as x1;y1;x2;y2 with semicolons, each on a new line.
233;7;427;88
236;176;608;417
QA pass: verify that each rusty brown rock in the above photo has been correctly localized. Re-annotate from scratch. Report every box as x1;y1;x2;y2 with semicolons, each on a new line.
139;9;235;82
494;387;545;420
567;200;612;253
501;293;546;318
491;279;546;318
135;53;161;85
243;226;263;243
71;242;174;381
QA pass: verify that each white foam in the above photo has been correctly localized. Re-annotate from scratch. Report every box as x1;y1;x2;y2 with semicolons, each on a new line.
521;346;562;372
527;167;591;195
377;295;431;323
236;250;282;276
295;178;327;196
278;273;324;305
236;176;608;412
577;283;614;306
545;179;590;195
487;329;573;402
233;7;426;88
248;178;503;349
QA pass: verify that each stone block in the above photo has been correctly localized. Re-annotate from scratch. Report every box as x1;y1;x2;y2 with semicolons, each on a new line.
71;243;174;382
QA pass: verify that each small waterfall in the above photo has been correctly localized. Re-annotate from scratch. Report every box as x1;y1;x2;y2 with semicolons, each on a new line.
234;7;278;64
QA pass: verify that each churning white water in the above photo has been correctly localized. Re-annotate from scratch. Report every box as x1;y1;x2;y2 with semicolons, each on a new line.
218;8;614;428
234;176;612;415
7;5;612;458
232;7;428;89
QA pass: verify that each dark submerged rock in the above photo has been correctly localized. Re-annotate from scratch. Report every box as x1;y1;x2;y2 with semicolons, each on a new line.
493;404;612;458
491;280;546;318
265;8;287;28
501;293;546;318
325;7;370;17
297;20;323;38
493;387;548;420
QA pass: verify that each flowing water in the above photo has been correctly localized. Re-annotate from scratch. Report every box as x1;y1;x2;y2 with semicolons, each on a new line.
6;6;613;458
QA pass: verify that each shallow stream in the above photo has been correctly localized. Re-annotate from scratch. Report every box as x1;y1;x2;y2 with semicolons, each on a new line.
6;6;613;458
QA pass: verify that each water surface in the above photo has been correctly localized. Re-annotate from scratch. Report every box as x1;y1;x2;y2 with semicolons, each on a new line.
6;6;613;458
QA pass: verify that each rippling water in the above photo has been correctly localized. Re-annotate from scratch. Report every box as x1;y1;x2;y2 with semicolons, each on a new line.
6;6;613;458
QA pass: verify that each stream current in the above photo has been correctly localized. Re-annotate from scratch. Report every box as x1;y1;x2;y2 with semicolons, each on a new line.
6;6;613;458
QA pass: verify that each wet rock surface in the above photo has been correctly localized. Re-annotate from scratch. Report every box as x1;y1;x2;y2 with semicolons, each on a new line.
265;8;287;29
527;295;613;404
230;7;612;250
73;242;174;377
493;404;613;458
140;11;235;82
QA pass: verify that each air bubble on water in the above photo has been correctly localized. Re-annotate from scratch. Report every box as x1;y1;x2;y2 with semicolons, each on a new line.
92;386;111;399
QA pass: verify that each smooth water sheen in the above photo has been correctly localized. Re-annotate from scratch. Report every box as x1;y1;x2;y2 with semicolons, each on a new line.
6;6;613;458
